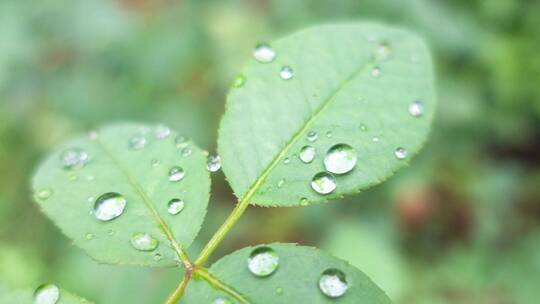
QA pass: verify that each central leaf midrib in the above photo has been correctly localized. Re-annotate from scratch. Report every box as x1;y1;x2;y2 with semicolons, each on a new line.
95;139;188;264
240;55;378;204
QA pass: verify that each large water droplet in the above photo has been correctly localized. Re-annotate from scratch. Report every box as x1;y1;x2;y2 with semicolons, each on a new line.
131;232;159;251
233;74;246;88
299;145;316;163
324;144;357;174
167;198;185;215
318;269;349;298
168;166;185;182
94;192;126;221
248;246;279;277
253;43;276;63
311;172;336;195
207;155;221;172
394;147;408;160
307;131;318;142
212;296;233;304
155;124;171;139
34;283;60;304
60;148;89;170
279;66;294;80
408;101;424;117
35;188;53;201
129;136;146;150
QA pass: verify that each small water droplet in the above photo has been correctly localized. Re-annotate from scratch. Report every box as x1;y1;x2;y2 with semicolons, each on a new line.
279;66;294;80
181;147;192;157
34;283;60;304
233;74;246;88
107;229;114;236
359;124;368;131
94;192;126;222
374;42;391;60
275;287;284;295
151;159;160;167
299;145;316;163
212;296;233;304
86;175;95;181
87;196;94;203
283;157;290;164
408;101;424;117
85;233;94;240
277;179;285;188
131;232;158;251
253;43;276;63
155;124;171;139
207;155;221;172
35;188;53;200
153;253;162;261
372;136;380;143
318;269;349;298
300;197;309;206
326;131;333;138
248;246;279;277
307;131;318;142
60;148;89;170
69;174;78;181
167;199;185;215
311;172;337;195
175;136;189;149
371;67;381;78
168;166;185;182
394;147;408;160
324;144;357;174
129;135;146;150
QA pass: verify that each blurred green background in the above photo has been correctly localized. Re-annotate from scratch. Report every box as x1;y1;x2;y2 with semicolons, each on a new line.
1;0;539;303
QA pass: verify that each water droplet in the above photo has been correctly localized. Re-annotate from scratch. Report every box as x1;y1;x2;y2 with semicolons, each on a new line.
86;175;95;181
129;135;146;150
275;287;284;295
181;147;192;157
175;136;189;149
34;283;60;304
87;196;94;203
283;157;290;164
408;101;424;117
168;166;185;182
324;144;357;174
69;174;78;181
131;232;158;251
371;67;381;78
318;269;349;298
372;136;380;143
253;43;276;63
35;188;53;200
374;43;391;60
85;233;94;240
151;159;160;167
277;179;285;188
88;131;98;141
167;198;185;215
299;145;316;163
359;124;368;131
307;131;318;142
60;148;89;170
155;124;171;139
279;66;294;80
233;74;246;88
94;192;126;222
107;229;114;236
394;147;408;160
153;253;162;261
207;155;221;172
212;296;232;304
300;197;309;206
326;131;333;138
248;246;279;277
311;172;336;195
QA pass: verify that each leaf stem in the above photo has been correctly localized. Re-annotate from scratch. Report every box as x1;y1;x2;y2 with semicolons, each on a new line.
194;268;251;304
165;269;192;304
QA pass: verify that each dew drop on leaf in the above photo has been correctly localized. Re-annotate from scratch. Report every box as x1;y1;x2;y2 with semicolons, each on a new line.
207;155;221;172
253;43;276;63
300;197;309;206
374;42;391;60
275;287;284;295
311;172;336;194
324;144;357;174
277;179;285;188
131;232;159;251
167;198;185;215
60;148;89;170
371;67;381;78
326;131;333;138
175;135;189;149
129;135;146;150
94;192;126;222
307;131;318;142
279;66;294;80
394;147;408;160
248;246;279;277
408;101;424;117
299;145;316;163
35;188;53;201
33;283;60;304
233;74;246;88
181;147;192;157
155;124;171;139
151;159;160;167
372;136;380;143
359;124;368;132
212;296;232;304
85;233;94;240
153;253;162;261
283;157;291;164
168;166;185;182
318;268;349;298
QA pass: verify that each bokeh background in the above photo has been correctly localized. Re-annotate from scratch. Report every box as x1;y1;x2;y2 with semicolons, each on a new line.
1;0;539;303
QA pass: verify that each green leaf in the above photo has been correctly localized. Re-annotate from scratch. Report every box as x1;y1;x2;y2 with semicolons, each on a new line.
32;123;210;267
218;23;435;206
0;286;93;304
183;243;392;303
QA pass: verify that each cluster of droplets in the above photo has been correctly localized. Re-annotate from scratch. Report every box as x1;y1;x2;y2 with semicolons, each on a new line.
246;246;349;298
33;283;60;304
60;148;89;170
